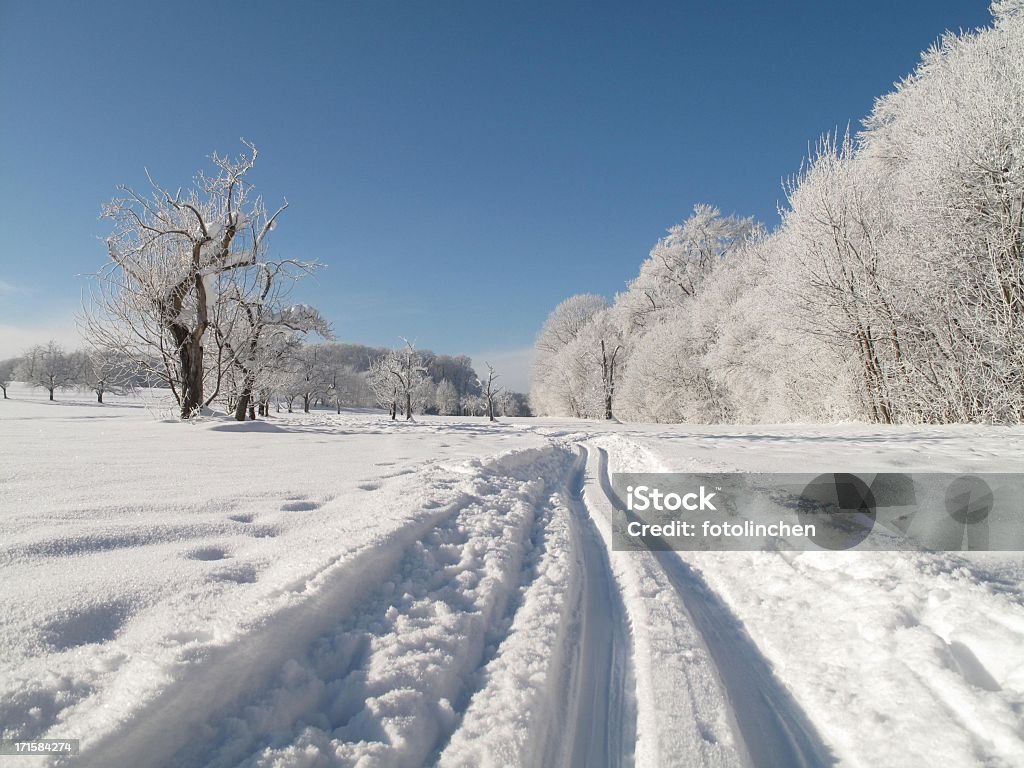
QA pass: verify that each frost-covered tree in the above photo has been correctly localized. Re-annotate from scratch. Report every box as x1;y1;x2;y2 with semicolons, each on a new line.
543;4;1024;426
461;393;485;417
70;348;131;404
289;345;332;414
478;363;502;421
218;261;330;421
855;6;1024;421
82;141;289;419
435;378;460;415
531;294;608;416
394;341;428;420
618;205;757;330
368;342;427;420
368;352;401;419
498;390;530;417
325;366;368;413
17;342;80;401
428;355;480;400
781;133;908;423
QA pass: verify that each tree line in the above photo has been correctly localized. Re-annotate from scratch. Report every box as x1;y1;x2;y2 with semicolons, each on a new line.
533;4;1024;425
1;338;530;419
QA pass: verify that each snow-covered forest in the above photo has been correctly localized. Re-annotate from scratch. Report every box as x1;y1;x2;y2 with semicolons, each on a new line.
533;4;1024;425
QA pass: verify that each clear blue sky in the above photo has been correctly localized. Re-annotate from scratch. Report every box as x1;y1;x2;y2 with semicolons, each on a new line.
0;0;994;389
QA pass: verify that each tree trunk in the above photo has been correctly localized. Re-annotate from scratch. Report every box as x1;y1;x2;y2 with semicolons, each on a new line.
248;404;256;420
488;398;495;422
49;388;54;401
390;400;397;420
234;373;256;421
97;390;103;404
405;392;412;420
303;394;311;413
177;333;204;419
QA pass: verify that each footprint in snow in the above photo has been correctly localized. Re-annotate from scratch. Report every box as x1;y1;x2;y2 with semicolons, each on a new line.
185;545;230;561
208;563;260;585
358;482;382;491
228;513;254;523
280;500;321;512
382;469;415;479
39;601;132;650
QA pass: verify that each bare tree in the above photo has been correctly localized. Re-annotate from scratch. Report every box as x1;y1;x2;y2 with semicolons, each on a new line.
368;341;427;421
0;357;16;399
600;338;622;420
74;348;129;404
82;141;288;419
17;342;80;401
394;341;428;420
217;260;330;420
478;363;503;421
288;345;331;414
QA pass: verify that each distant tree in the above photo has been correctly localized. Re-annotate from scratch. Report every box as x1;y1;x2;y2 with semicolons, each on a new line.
393;341;429;420
17;342;80;401
478;363;502;422
435;379;459;415
499;391;531;417
368;352;401;419
326;365;366;413
415;377;438;415
461;393;485;417
73;348;129;404
0;357;16;399
428;354;481;398
218;260;330;421
290;345;331;414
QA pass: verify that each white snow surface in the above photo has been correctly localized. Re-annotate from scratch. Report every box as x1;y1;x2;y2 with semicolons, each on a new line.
1;385;1023;767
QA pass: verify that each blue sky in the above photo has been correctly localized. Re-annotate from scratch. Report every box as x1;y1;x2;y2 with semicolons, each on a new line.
0;1;993;389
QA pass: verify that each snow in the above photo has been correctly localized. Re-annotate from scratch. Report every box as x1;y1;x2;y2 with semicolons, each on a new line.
2;385;1023;767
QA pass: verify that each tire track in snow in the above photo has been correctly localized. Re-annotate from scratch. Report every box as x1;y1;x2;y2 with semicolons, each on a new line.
562;445;637;768
595;447;834;768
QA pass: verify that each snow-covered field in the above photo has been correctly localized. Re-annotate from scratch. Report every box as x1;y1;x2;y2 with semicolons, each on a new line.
2;384;1023;767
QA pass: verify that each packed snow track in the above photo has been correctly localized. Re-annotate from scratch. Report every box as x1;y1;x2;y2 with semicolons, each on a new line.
561;446;637;768
595;447;833;768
